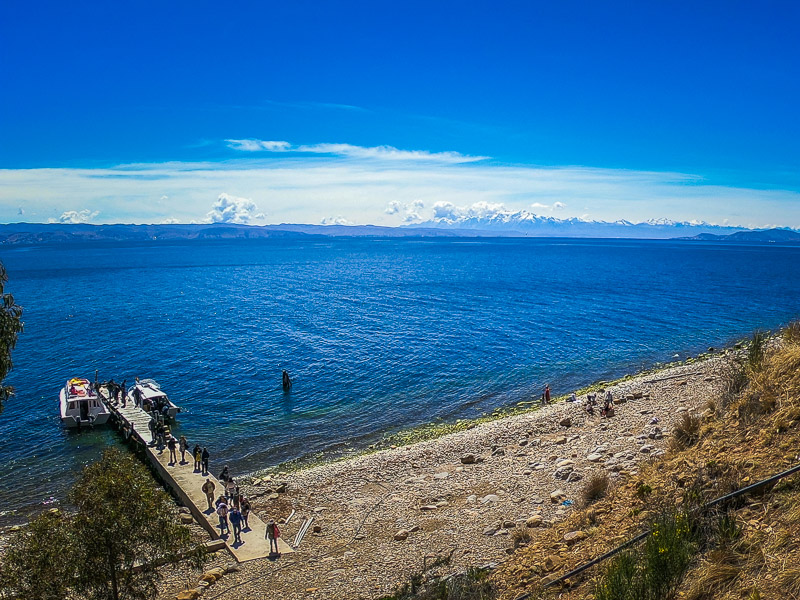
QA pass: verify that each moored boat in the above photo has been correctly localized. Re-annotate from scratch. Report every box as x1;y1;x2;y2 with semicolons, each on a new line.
127;378;181;419
59;377;111;427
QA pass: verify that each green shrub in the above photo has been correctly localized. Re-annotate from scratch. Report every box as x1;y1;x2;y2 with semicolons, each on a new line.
380;566;496;600
783;320;800;344
593;509;698;600
636;483;653;500
747;330;767;372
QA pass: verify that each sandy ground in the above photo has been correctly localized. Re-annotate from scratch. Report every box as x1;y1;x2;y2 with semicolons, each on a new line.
159;354;730;600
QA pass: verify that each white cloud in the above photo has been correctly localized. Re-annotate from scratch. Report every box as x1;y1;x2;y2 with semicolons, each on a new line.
49;209;99;224
386;199;425;222
17;207;23;215
321;216;353;225
226;139;291;152
385;200;401;215
3;148;800;229
431;201;510;222
226;139;487;163
160;195;169;201
530;201;566;212
160;218;180;224
206;193;260;224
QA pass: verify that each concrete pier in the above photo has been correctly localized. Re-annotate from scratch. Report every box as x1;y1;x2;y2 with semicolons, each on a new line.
105;399;293;562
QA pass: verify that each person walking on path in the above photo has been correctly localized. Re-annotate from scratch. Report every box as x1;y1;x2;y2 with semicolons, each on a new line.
179;435;188;464
241;497;251;529
229;506;243;544
120;379;127;407
202;479;216;511
193;444;202;472
201;447;210;475
216;498;229;535
605;389;614;406
167;436;177;464
266;520;281;556
544;384;551;405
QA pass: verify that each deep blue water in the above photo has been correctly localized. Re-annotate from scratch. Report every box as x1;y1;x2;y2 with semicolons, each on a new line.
0;237;799;524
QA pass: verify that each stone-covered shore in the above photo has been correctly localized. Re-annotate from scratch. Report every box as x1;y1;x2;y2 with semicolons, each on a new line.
159;353;730;600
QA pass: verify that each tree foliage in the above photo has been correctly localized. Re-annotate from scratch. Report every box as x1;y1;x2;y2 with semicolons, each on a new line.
0;448;204;600
0;511;75;600
0;262;23;405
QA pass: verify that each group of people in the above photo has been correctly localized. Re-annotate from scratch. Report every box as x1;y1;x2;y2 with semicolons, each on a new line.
583;389;615;417
105;378;128;406
164;439;281;552
549;384;617;417
202;465;280;554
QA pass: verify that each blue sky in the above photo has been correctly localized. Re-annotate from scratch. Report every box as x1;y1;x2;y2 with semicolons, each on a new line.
1;1;799;227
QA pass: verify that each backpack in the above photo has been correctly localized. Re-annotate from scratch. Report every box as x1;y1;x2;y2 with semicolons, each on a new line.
216;504;228;517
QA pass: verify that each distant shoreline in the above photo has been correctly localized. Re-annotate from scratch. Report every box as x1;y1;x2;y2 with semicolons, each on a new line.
245;343;739;482
2;222;799;247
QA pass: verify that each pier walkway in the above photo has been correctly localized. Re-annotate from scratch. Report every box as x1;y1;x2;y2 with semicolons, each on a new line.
106;400;293;562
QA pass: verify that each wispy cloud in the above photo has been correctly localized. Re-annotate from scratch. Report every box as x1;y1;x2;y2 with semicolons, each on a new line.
3;147;800;229
225;139;488;163
226;139;292;152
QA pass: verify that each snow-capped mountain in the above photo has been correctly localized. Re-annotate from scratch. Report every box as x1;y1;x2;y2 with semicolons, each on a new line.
409;209;749;239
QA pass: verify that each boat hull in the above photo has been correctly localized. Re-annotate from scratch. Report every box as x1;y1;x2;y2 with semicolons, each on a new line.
59;382;111;428
60;412;111;428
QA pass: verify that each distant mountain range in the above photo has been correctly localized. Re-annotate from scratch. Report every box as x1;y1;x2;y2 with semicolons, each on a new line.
0;219;797;246
676;228;800;243
409;210;751;239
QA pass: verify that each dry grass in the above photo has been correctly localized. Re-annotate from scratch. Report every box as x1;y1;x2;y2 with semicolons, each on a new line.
669;412;701;451
511;528;531;550
685;549;742;600
778;566;800;596
581;472;610;506
493;327;800;600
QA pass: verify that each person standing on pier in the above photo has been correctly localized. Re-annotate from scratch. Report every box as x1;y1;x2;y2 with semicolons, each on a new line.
167;436;177;464
179;435;188;464
229;506;243;544
193;444;202;471
147;417;157;445
216;498;229;535
120;379;127;407
201;478;216;511
218;465;230;484
201;447;210;475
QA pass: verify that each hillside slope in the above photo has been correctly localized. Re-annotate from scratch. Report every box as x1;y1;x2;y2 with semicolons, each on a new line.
495;328;800;599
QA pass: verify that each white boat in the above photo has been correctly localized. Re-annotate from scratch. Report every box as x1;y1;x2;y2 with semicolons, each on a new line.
59;378;111;428
128;379;181;419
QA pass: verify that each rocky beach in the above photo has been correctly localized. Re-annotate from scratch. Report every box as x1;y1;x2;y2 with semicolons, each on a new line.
159;352;730;600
